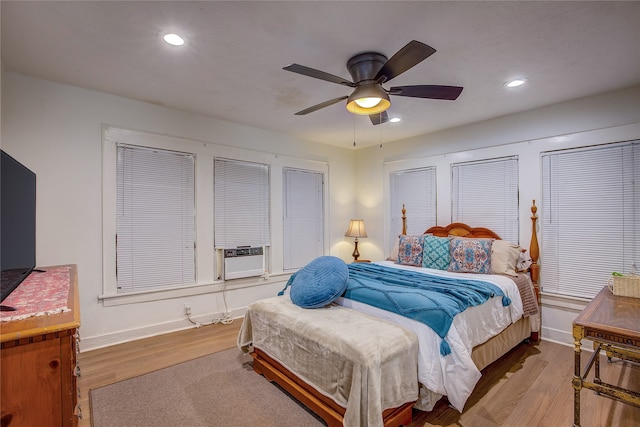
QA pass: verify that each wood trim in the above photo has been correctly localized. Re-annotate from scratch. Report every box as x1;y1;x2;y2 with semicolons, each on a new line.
251;348;414;427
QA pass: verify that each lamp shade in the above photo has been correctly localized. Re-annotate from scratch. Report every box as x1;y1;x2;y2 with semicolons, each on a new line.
346;83;391;115
345;219;368;238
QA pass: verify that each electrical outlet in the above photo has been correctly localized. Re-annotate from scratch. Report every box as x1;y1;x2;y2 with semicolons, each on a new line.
184;304;191;316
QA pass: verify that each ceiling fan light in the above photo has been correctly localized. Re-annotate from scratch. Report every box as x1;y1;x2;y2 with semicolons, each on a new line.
346;83;390;115
354;97;382;108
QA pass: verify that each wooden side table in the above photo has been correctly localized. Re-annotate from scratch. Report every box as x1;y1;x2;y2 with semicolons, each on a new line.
572;286;640;426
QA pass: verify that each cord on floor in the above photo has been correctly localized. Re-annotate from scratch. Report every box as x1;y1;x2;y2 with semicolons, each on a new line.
185;287;233;327
186;313;233;328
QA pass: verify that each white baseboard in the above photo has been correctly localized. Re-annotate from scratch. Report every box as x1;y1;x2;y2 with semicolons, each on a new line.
79;306;249;352
541;325;574;347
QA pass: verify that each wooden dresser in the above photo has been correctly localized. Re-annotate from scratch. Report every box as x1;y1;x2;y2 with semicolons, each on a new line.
1;265;81;427
572;285;640;426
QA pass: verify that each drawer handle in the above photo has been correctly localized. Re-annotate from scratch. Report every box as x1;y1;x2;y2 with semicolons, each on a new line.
74;404;83;420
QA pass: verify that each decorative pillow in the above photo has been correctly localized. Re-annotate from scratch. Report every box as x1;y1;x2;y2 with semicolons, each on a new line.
448;237;493;274
517;249;533;272
289;256;349;308
422;235;450;270
397;235;425;266
386;235;401;261
491;240;521;276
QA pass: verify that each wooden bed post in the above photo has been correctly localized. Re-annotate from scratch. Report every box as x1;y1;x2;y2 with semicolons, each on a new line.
401;203;407;235
529;200;541;342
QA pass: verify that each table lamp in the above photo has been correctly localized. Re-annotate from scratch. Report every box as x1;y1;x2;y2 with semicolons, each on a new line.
345;219;367;261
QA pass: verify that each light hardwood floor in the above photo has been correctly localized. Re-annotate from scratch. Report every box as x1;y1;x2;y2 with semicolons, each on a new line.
78;321;640;427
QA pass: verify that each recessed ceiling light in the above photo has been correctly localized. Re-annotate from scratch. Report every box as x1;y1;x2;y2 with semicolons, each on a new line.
163;33;185;46
389;117;401;123
504;78;526;88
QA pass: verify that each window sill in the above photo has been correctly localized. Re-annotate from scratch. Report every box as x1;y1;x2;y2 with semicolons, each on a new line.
99;272;291;307
540;291;591;312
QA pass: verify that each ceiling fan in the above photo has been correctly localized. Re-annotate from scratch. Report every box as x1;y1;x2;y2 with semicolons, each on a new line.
284;40;463;125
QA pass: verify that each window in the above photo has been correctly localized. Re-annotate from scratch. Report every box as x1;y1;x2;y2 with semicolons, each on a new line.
214;158;270;249
390;167;437;245
103;126;331;304
541;141;639;299
283;168;324;270
451;157;519;243
116;144;195;293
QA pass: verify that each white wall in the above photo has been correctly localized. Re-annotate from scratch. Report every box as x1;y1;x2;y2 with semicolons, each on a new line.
1;71;357;350
4;69;639;351
355;84;640;346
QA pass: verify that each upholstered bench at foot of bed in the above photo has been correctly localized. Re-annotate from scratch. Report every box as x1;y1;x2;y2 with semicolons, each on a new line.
238;296;419;427
251;348;415;427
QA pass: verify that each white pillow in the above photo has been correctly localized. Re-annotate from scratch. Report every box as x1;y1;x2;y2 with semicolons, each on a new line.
491;240;521;276
386;235;401;262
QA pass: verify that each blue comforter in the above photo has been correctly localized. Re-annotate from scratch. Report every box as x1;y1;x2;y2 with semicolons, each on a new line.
344;263;511;356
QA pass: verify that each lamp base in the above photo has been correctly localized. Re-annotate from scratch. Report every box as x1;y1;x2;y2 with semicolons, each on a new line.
352;238;360;261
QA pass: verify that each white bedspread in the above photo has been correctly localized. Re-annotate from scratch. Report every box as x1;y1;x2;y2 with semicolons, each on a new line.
336;260;525;412
238;295;419;427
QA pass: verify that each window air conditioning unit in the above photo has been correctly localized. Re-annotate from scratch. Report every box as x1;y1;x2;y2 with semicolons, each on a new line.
223;247;264;280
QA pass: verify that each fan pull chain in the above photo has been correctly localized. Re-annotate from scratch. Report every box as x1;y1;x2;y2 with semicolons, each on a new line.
353;112;356;147
379;113;383;148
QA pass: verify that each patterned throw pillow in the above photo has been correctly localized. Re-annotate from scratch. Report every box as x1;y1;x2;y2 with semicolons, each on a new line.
422;235;450;270
448;237;493;274
397;235;425;266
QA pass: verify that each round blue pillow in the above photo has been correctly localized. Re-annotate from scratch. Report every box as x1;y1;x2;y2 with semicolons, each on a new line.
289;256;349;308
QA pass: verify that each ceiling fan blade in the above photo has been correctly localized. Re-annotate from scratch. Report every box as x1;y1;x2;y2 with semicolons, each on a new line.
389;85;463;100
375;41;436;83
283;64;355;87
294;96;349;115
369;111;389;126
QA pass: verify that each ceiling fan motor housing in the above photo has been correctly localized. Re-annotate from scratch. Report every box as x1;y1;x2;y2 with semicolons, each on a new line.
347;52;388;83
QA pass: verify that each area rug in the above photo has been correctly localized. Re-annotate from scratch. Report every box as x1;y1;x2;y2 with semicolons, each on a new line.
90;348;325;427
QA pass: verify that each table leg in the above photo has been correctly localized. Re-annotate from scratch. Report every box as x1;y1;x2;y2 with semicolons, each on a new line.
572;327;583;427
594;343;602;394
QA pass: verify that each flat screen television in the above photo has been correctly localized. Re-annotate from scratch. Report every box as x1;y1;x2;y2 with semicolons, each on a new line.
1;149;36;304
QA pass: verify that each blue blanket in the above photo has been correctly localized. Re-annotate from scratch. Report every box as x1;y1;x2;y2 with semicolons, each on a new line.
344;263;511;356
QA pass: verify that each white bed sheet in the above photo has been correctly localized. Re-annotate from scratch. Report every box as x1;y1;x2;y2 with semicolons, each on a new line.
335;260;525;412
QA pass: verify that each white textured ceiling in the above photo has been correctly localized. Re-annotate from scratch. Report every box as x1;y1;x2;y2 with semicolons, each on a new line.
2;1;640;149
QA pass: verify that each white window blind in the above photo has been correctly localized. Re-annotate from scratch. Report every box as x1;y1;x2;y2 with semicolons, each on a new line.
116;145;195;292
283;168;324;270
451;157;519;243
541;141;639;299
214;158;270;249
390;167;437;248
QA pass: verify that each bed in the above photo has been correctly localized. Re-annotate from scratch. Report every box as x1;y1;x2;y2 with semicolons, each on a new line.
238;201;541;427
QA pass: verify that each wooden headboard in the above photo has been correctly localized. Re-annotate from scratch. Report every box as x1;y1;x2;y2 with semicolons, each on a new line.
426;223;502;239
